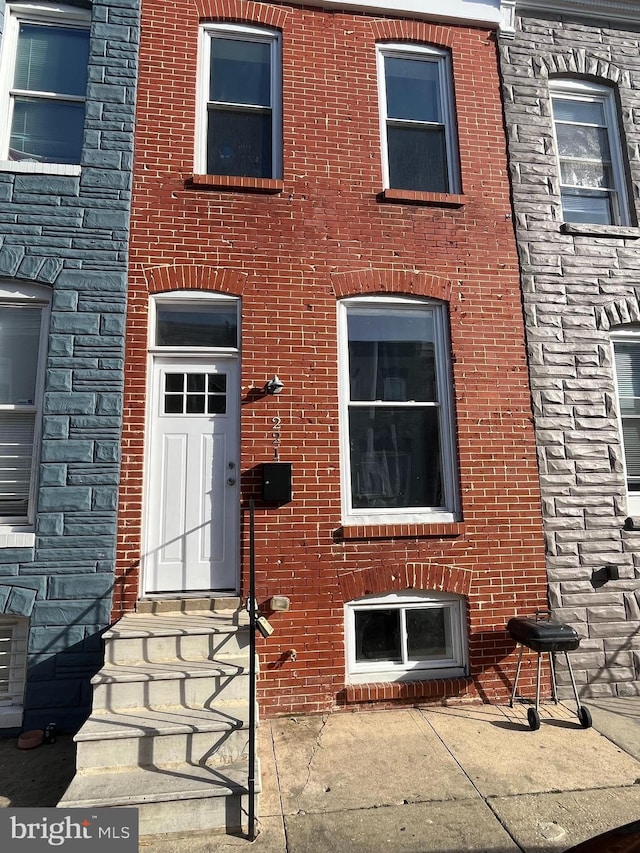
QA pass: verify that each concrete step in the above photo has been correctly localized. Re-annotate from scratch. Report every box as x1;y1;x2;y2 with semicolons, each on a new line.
75;703;254;770
136;597;243;615
104;613;249;664
59;759;260;836
91;658;249;709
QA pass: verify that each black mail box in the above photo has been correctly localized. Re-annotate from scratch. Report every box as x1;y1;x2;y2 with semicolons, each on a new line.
262;463;292;503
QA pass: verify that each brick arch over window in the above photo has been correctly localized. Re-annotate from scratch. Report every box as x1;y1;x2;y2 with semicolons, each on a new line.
195;0;290;29
337;561;473;603
370;20;454;49
330;268;453;302
144;265;247;296
597;290;640;330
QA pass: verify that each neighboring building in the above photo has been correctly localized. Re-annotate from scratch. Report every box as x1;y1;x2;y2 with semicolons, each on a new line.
0;0;139;731
500;0;640;696
113;0;548;716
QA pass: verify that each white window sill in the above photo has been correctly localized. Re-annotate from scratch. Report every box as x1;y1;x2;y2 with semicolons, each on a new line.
347;666;466;685
343;511;457;527
0;530;35;548
0;161;81;176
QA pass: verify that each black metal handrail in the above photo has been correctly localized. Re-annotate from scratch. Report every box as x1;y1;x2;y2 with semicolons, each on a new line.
247;498;257;840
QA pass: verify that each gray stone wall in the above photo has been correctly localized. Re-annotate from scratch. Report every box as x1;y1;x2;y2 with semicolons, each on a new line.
0;0;139;729
499;13;640;697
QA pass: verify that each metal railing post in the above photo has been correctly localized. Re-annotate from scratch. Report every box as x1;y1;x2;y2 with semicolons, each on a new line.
247;498;257;840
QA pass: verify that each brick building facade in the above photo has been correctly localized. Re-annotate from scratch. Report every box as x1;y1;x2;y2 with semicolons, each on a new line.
115;0;549;716
500;0;640;697
0;0;139;730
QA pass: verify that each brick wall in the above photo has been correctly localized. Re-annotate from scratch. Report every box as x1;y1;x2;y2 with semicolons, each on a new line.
118;0;549;714
0;0;139;730
500;12;640;697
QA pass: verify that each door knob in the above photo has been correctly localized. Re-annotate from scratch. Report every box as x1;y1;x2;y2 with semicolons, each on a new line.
227;477;236;486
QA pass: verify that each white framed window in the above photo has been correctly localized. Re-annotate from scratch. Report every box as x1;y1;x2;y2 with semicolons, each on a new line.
345;591;467;684
550;80;630;226
195;23;281;179
612;327;640;517
338;295;458;526
0;281;50;528
0;3;90;175
377;43;459;194
149;292;241;353
0;615;28;728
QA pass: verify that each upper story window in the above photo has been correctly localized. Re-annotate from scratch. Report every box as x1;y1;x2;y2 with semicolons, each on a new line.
0;282;50;528
0;3;90;174
196;23;281;179
377;44;459;194
550;80;630;227
612;328;640;516
338;296;458;526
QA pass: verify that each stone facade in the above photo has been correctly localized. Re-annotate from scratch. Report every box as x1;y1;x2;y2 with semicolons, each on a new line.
499;6;640;696
0;0;139;729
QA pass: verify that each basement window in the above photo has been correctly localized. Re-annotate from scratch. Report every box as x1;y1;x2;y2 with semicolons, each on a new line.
0;616;28;728
345;591;467;684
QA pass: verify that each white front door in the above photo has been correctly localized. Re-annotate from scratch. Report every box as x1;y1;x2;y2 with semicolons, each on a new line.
143;356;239;594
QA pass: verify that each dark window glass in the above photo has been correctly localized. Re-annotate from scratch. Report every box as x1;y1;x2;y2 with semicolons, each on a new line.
406;608;449;660
207;109;272;178
210;38;271;106
348;407;443;509
355;609;401;662
156;305;238;348
387;125;448;193
385;57;440;123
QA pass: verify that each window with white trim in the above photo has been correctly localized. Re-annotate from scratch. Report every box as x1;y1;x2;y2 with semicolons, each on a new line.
0;615;28;728
338;296;458;525
612;328;640;516
0;282;49;526
550;80;630;226
345;591;467;684
196;23;281;179
377;43;459;193
0;3;90;173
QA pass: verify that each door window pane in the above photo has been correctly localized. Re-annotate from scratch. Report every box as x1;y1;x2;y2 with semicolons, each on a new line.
156;304;238;348
163;373;227;416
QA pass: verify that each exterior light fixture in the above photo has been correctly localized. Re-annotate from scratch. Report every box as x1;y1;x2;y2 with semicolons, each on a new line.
265;375;284;394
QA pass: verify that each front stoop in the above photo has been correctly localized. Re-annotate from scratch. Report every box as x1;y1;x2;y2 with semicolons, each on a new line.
59;599;259;836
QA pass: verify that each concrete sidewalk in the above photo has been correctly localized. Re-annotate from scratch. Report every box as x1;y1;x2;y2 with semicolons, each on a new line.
3;699;640;852
141;700;640;853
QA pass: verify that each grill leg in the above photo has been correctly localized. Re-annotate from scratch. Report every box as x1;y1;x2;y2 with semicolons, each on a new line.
564;650;581;708
510;644;524;707
549;651;559;704
535;651;542;713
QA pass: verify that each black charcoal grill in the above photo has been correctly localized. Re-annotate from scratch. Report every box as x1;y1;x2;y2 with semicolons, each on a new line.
508;610;592;731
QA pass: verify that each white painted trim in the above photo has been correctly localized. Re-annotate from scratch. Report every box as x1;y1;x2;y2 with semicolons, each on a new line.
337;295;459;526
0;281;50;528
550;80;631;229
195;23;282;179
511;0;640;26
610;327;640;519
376;43;460;195
344;590;467;684
266;0;502;28
0;3;90;167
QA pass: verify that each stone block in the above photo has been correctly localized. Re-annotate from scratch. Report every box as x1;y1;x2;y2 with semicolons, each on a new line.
5;585;38;616
50;313;100;336
0;245;25;276
38;464;67;486
49;574;113;600
41;417;70;440
36;513;64;536
43;393;95;415
83;209;129;230
37;258;63;283
38;486;91;512
96;393;122;416
41;440;94;463
91;486;117;512
31;598;112;627
45;369;72;392
52;291;79;311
